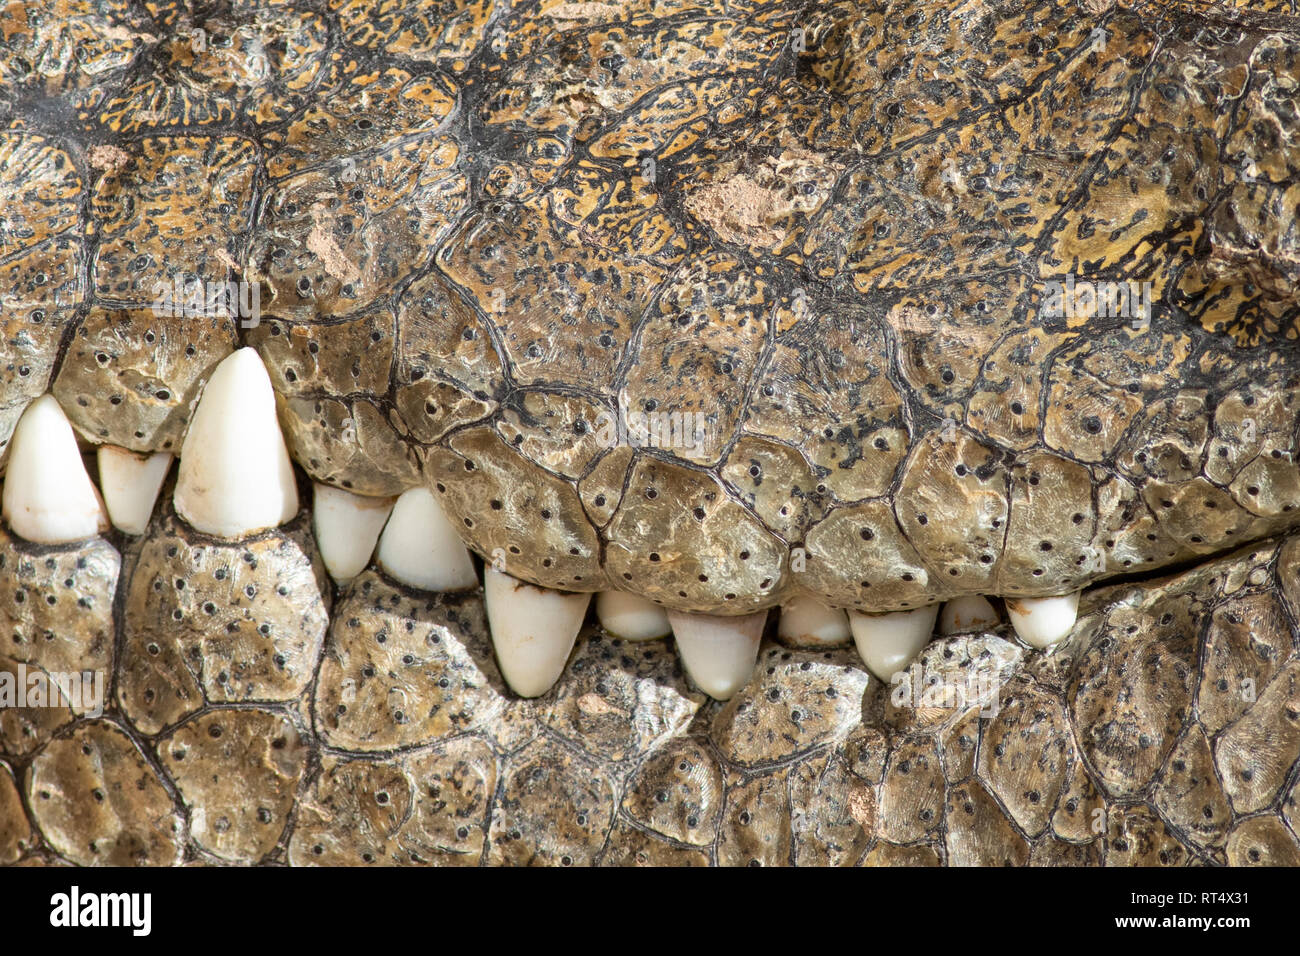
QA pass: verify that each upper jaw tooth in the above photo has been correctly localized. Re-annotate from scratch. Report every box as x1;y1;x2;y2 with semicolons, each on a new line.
595;591;671;641
1005;592;1079;649
312;483;395;583
847;605;939;682
666;609;767;701
97;446;173;535
938;595;999;635
173;347;299;538
374;487;476;592
777;595;850;646
1;395;109;544
484;567;591;698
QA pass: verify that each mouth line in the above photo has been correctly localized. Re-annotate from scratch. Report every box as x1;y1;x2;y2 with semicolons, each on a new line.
4;351;1291;661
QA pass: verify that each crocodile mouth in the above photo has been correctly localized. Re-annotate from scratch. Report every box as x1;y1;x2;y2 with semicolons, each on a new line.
3;0;1300;868
1;401;1298;867
3;344;1294;703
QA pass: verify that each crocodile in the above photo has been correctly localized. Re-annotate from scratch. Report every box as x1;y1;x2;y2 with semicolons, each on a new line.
0;0;1299;866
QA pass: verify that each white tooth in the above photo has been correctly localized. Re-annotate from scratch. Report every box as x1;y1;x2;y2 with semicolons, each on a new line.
1;395;108;544
375;487;476;592
1005;592;1080;649
848;605;940;682
777;595;850;646
667;609;767;701
485;567;590;698
312;483;394;583
596;591;671;641
96;446;172;535
173;347;298;537
938;595;1000;635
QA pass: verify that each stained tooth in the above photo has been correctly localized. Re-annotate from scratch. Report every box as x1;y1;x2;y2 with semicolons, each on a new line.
96;446;172;535
374;487;476;592
848;605;940;682
1;395;108;544
312;483;395;583
667;609;767;701
777;595;850;646
173;347;299;537
485;567;590;698
938;595;1000;635
595;591;670;641
1005;592;1079;649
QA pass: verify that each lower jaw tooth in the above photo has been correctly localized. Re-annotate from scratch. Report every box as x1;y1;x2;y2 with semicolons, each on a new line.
484;567;591;698
777;595;850;647
97;446;173;536
312;483;395;583
595;591;671;641
666;609;767;701
847;605;939;682
1;395;108;544
375;487;477;592
938;595;999;635
1005;592;1080;649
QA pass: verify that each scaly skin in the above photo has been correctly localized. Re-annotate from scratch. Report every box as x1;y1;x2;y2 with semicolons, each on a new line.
1;0;1299;865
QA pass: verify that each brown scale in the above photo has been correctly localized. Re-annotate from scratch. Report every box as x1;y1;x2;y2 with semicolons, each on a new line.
117;508;331;735
0;529;119;756
158;708;308;864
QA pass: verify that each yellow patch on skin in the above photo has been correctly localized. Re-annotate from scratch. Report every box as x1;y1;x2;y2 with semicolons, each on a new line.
306;201;361;286
847;785;875;829
86;144;130;172
683;149;838;254
577;693;626;717
543;1;625;24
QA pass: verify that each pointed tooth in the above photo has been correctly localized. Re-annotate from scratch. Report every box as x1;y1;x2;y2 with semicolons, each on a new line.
1005;592;1079;649
1;395;108;544
485;567;590;698
938;595;1000;635
667;609;767;701
595;591;670;641
374;487;476;591
777;595;850;646
312;483;394;583
96;446;172;535
173;347;298;537
848;605;939;682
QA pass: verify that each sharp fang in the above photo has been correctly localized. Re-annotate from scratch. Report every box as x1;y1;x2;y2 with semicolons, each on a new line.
374;487;476;592
97;446;172;535
1005;592;1080;649
595;591;670;641
484;567;590;698
938;595;999;635
1;395;108;544
847;605;939;682
173;347;299;537
666;609;767;701
312;483;395;583
777;595;850;646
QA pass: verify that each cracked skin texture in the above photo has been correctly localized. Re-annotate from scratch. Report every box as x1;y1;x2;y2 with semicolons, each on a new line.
0;0;1299;865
